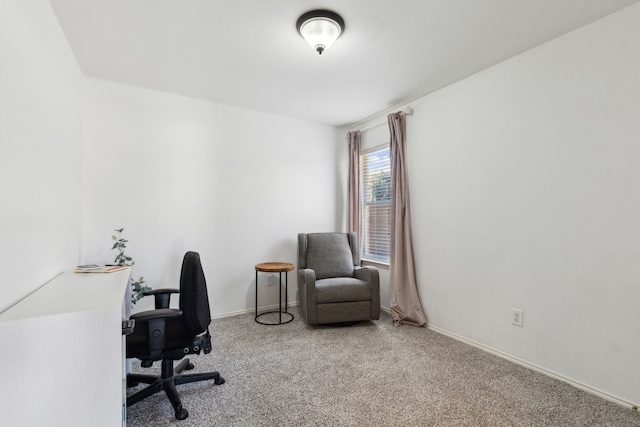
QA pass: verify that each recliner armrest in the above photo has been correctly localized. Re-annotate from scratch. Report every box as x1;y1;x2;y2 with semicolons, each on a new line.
298;268;318;324
299;268;316;283
143;288;180;309
355;266;380;319
354;266;378;284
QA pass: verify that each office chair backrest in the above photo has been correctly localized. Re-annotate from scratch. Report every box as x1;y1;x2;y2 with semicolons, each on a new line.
179;251;211;335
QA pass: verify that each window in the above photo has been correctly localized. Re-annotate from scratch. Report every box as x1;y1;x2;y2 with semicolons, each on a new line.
360;144;391;263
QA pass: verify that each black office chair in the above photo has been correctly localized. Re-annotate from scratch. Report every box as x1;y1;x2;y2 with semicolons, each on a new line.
126;251;224;420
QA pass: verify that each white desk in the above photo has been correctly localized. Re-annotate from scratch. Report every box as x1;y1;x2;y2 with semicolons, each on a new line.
0;268;131;427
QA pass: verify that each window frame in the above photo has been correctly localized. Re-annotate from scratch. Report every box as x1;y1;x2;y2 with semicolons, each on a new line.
359;143;391;265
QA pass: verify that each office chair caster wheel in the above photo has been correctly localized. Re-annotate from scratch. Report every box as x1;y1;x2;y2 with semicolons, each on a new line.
175;407;188;420
215;375;225;385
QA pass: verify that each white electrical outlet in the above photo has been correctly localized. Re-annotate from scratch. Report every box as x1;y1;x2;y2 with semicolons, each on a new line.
512;308;523;327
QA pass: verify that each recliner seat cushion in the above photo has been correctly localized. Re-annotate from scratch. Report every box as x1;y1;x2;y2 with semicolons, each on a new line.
306;233;354;279
315;277;371;304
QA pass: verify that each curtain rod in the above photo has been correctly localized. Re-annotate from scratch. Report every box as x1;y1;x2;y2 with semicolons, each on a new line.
349;106;414;134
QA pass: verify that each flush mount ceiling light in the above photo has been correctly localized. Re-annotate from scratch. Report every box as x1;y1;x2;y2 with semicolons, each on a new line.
296;10;345;55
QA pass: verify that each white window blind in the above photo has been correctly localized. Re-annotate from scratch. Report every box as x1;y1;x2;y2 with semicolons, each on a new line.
360;145;391;263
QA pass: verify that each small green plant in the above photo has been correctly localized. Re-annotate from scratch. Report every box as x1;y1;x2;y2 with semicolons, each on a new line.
112;228;134;266
131;276;151;305
111;228;151;305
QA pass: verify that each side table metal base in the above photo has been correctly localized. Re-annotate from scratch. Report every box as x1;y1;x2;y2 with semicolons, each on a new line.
255;262;295;326
255;311;294;325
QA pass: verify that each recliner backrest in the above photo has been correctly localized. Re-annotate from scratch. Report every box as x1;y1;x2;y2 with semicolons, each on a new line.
303;233;358;279
179;251;211;335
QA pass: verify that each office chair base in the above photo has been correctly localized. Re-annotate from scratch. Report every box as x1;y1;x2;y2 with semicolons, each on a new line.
127;358;225;420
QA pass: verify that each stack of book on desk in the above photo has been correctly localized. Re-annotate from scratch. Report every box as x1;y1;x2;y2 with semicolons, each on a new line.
74;264;128;273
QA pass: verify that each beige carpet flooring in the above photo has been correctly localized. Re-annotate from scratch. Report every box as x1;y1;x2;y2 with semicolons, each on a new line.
126;309;640;426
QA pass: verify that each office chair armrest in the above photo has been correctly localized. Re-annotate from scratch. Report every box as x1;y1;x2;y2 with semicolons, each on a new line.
143;288;180;309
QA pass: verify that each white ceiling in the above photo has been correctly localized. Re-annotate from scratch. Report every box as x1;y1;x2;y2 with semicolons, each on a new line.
49;0;638;128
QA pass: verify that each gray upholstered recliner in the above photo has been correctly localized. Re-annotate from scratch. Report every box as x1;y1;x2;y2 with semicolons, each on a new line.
298;232;380;325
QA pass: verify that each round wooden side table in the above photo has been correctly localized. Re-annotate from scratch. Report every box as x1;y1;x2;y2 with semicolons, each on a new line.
254;262;295;325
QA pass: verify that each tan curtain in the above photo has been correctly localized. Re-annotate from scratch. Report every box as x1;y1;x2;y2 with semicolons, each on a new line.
388;112;426;327
347;131;361;236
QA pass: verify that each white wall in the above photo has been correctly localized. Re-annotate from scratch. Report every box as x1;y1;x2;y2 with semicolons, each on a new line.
0;1;83;312
406;4;640;406
82;78;340;315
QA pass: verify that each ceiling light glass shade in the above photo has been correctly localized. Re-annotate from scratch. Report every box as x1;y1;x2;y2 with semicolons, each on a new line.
297;10;345;55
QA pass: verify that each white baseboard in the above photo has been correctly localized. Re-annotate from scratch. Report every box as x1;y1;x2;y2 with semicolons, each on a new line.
426;323;639;411
211;302;300;320
214;303;391;320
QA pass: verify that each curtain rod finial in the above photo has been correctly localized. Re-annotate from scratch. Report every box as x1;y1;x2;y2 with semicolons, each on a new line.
403;106;414;116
